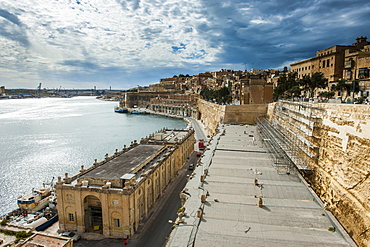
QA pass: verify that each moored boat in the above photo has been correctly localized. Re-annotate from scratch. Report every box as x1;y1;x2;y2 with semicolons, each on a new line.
17;187;51;211
114;106;128;113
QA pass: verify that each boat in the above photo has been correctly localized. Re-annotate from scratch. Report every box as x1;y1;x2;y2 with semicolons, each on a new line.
130;108;149;114
114;106;128;113
17;177;55;213
131;110;147;114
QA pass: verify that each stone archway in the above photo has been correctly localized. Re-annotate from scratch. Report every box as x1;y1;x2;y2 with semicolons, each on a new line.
83;195;103;233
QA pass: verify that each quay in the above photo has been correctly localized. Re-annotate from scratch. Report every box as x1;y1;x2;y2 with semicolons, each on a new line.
166;123;356;247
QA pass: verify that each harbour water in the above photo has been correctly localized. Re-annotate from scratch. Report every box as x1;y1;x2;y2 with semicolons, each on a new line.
0;97;186;216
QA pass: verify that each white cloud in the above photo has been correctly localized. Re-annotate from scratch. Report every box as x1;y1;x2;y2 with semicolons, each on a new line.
0;0;223;87
0;0;369;89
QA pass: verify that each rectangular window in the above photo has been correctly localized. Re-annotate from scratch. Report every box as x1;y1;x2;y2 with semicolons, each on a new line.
322;61;325;68
113;199;119;205
114;219;120;227
69;213;74;222
359;68;369;78
345;60;352;69
67;194;72;200
346;71;352;79
327;59;330;67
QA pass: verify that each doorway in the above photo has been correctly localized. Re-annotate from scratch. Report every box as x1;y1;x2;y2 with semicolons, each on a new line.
84;195;103;233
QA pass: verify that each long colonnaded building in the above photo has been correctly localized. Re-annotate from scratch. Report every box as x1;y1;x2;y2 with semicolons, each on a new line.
55;128;195;239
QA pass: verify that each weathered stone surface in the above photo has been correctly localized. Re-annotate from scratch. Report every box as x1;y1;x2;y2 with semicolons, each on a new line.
268;102;370;247
199;100;369;246
197;100;267;134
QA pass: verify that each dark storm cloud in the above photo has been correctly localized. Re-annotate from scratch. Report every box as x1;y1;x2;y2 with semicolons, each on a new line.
61;60;101;70
194;0;370;68
0;9;22;26
0;9;30;47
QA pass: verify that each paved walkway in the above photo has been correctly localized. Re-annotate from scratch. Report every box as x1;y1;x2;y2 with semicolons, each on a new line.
166;124;356;247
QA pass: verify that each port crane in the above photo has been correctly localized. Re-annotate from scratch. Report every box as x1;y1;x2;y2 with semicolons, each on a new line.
36;83;42;98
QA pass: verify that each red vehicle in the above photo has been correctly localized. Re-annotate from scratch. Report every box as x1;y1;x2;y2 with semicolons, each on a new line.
198;141;204;150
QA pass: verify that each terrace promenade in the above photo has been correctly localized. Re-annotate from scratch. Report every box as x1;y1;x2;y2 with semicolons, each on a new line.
166;124;356;247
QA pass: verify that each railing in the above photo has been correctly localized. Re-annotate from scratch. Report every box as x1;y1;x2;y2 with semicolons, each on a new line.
257;117;310;174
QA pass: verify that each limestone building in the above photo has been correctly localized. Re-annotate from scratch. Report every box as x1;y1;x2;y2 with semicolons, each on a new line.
290;36;370;99
344;42;370;101
55;128;195;239
239;74;273;104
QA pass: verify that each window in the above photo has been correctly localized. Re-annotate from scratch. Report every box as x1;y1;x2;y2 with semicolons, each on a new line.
359;68;369;78
113;199;119;205
346;71;352;79
114;219;120;227
67;194;72;200
322;61;325;68
327;60;330;67
69;213;74;222
345;60;352;69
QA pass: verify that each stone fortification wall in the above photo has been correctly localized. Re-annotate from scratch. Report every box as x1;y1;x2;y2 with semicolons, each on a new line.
268;101;370;247
197;100;268;134
224;104;268;124
197;100;225;135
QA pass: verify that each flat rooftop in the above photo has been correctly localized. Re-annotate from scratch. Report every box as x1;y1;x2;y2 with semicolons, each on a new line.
166;124;356;247
82;144;165;180
146;129;190;144
18;233;71;247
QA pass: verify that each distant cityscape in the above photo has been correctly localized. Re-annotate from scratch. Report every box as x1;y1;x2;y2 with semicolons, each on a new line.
2;36;370;106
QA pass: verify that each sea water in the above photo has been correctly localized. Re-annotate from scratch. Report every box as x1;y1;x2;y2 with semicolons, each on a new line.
0;96;186;215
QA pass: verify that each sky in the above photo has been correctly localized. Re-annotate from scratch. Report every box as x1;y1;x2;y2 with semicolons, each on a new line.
0;0;370;90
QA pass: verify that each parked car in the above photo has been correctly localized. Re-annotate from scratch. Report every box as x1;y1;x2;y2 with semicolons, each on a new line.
188;164;195;170
60;231;80;242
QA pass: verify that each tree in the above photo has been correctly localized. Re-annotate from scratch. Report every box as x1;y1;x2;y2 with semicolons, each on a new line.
216;87;232;104
318;91;335;102
200;87;232;104
200;88;215;101
300;72;328;98
286;85;302;100
334;79;360;102
273;72;299;101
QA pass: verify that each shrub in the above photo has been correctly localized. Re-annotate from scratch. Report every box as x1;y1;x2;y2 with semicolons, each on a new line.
0;219;8;226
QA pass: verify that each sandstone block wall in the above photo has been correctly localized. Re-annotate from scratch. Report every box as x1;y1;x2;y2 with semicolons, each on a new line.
197;100;225;135
224;104;268;124
197;100;267;134
268;101;370;247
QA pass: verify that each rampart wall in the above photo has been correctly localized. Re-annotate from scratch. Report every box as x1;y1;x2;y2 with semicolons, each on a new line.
197;100;225;135
268;101;370;247
197;100;267;134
